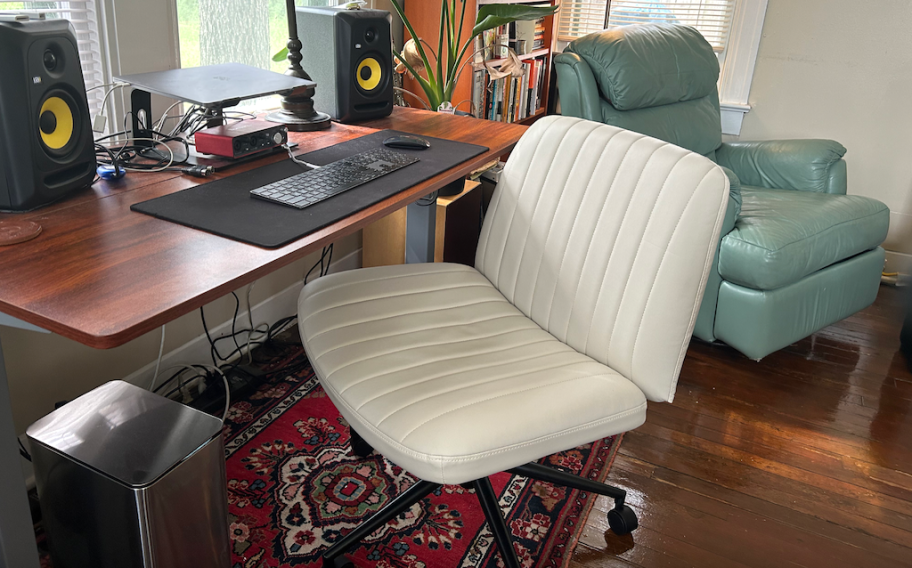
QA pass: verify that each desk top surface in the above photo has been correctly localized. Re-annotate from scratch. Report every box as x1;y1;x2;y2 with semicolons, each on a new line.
0;108;527;348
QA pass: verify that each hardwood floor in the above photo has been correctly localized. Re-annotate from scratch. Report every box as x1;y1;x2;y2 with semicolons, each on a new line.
572;285;912;568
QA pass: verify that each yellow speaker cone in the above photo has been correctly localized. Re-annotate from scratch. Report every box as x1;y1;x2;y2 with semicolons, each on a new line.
357;57;382;92
39;96;74;150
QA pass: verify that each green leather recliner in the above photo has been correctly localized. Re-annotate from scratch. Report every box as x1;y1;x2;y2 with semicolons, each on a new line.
554;24;890;360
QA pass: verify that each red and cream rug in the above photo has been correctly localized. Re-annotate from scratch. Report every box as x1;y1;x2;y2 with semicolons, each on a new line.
222;340;624;568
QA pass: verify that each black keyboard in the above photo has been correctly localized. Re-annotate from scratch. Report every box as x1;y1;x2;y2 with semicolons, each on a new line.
250;148;420;209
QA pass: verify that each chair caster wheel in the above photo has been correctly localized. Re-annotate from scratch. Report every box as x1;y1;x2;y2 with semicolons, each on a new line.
607;505;638;535
349;427;374;457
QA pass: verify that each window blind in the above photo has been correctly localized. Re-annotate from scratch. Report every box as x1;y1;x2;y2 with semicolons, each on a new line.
558;0;737;52
607;0;735;51
0;1;106;115
557;0;608;41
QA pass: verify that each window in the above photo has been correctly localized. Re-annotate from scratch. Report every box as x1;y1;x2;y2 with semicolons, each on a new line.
0;1;106;115
174;0;335;109
606;1;734;52
557;0;609;41
176;0;336;73
558;0;735;50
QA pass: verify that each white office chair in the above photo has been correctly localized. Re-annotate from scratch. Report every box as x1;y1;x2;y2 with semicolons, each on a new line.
298;116;729;567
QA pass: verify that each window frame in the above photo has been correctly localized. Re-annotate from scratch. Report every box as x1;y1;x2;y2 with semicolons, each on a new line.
717;0;768;135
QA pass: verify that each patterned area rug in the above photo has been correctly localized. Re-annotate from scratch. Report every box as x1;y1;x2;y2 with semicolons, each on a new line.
223;339;624;568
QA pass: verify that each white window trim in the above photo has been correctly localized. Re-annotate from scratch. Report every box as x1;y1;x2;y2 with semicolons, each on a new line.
718;0;768;135
98;0;181;132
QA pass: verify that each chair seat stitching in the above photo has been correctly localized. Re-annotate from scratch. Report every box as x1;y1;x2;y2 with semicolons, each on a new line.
302;283;497;322
315;315;532;359
322;323;539;381
304;267;472;301
331;337;561;393
374;360;618;427
305;299;512;342
398;374;626;444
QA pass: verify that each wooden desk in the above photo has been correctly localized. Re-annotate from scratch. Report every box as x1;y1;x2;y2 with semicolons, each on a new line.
0;108;527;567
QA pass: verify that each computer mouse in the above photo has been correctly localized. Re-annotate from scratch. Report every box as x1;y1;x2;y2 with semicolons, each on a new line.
383;134;431;150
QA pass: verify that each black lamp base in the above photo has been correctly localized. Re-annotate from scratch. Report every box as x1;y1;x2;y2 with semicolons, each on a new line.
266;108;332;132
266;87;332;132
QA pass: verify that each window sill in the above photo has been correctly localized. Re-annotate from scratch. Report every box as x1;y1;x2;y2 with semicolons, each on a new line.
720;102;750;136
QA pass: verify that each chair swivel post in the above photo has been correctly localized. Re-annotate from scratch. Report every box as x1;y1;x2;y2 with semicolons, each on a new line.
321;479;440;568
348;427;374;457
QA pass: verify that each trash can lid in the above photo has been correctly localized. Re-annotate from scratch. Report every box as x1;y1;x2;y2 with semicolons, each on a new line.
27;380;224;488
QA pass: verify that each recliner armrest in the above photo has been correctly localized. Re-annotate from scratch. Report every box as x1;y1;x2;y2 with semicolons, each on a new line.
716;140;847;194
553;52;602;122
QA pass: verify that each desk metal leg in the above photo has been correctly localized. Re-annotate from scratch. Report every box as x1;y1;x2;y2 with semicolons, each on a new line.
0;339;40;568
405;200;436;263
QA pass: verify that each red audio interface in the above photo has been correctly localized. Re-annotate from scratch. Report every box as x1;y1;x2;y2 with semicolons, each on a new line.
194;119;288;158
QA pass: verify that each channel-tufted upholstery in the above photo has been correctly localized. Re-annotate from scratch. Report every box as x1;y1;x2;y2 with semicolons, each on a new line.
298;116;729;486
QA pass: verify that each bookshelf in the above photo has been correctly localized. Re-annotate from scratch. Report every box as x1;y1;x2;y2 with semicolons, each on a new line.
402;0;557;125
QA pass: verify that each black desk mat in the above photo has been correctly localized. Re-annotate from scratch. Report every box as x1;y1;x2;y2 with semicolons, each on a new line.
131;130;488;248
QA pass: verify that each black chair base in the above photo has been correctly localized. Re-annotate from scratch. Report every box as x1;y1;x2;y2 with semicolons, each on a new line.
322;453;638;568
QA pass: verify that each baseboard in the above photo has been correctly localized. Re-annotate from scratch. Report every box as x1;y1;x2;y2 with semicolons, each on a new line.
18;247;362;490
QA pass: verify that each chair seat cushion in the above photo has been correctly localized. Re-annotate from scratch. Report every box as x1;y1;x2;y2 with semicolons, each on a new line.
718;187;889;290
298;263;647;485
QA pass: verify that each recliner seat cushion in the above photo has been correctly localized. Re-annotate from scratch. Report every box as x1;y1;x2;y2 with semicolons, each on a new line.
298;263;648;485
719;187;890;290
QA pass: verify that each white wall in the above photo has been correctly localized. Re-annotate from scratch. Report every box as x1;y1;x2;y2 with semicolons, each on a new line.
734;0;912;271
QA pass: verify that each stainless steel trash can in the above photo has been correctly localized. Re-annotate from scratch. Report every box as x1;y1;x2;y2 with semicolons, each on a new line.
26;380;231;568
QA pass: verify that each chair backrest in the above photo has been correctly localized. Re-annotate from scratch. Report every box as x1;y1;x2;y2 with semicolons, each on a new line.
475;116;729;402
565;24;722;157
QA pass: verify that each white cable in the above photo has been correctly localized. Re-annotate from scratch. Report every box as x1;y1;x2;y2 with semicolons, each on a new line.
150;325;166;391
86;81;128;93
97;82;129;124
243;283;269;364
99;82;128;109
220;371;231;423
284;144;321;170
155;100;184;132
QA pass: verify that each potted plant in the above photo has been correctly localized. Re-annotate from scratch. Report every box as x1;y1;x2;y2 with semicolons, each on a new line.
389;1;558;112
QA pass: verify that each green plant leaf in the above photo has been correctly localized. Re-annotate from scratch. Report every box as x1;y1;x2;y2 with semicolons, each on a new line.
471;4;558;39
272;47;288;62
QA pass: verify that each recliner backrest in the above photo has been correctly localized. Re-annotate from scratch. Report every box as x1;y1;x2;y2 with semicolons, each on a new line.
475;116;729;402
565;24;723;156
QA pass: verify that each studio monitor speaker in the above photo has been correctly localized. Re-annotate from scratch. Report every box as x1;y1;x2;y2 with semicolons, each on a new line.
296;6;394;123
0;18;95;212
